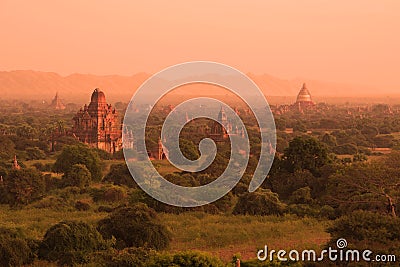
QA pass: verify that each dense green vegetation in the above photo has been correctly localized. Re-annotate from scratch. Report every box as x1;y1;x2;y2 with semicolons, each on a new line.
1;99;400;266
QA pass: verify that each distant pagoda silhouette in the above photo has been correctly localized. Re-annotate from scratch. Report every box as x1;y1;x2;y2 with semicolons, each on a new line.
49;92;66;110
293;83;316;112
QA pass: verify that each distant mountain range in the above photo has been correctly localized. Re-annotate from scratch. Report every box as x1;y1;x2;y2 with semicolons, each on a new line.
0;70;386;104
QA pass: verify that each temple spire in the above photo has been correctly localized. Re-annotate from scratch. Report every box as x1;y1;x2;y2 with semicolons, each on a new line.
13;155;21;170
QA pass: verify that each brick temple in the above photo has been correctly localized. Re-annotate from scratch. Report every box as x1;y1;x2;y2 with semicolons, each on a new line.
72;89;122;153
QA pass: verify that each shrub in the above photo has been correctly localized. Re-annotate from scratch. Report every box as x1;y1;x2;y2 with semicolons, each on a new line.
97;205;114;213
62;164;91;188
88;247;157;267
233;189;285;216
327;211;400;256
39;221;109;266
97;203;171;250
44;174;62;191
4;168;46;205
32;196;70;210
152;251;225;267
319;205;337;220
75;200;91;211
287;204;320;218
289;186;313;204
0;228;33;266
53;144;102;181
103;163;137;188
91;185;127;203
25;147;46;160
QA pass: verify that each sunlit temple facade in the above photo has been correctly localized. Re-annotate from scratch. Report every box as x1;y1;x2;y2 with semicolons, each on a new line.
72;89;122;153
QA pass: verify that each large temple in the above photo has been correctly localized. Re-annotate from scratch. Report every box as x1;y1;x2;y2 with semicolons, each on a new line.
72;89;122;153
294;83;315;109
271;83;316;115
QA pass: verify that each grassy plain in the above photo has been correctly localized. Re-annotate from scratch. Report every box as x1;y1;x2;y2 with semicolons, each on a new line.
0;205;330;262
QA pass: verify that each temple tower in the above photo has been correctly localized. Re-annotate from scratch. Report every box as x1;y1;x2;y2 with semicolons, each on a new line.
294;83;315;110
72;89;122;153
49;92;66;110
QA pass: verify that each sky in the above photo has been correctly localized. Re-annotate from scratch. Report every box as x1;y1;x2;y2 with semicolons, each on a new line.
1;0;399;90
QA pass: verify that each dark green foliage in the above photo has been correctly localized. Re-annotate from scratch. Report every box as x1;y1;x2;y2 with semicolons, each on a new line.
333;144;358;155
103;163;138;188
39;221;109;266
353;152;368;162
97;205;114;213
165;138;201;164
97;203;171;250
233;189;285;216
4;168;46;205
266;169;316;201
164;173;200;187
44;174;62;191
239;258;302;266
361;125;379;138
25;147;46;160
321;133;337;147
152;251;226;267
200;152;229;177
88;247;157;267
32;195;70;210
327;211;400;255
93;148;112;160
33;162;53;172
88;249;225;267
75;200;91;211
373;134;395;148
324;155;400;215
53;144;102;181
0;228;33;267
90;185;127;203
0;136;16;161
283;136;329;176
52;136;82;152
210;191;235;213
179;139;200;161
62;164;91;188
289;186;313;204
129;188;223;214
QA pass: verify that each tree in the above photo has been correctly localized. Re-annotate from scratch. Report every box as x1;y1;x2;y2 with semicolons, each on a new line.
321;133;337;147
16;124;37;140
97;204;171;250
233;189;286;216
179;139;200;161
165;138;200;165
25;147;46;160
53;144;102;181
289;186;313;204
327;211;400;256
283;136;329;176
0;228;32;266
325;153;400;217
266;169;316;200
62;164;91;188
103;163;137;188
39;221;109;266
0;136;15;161
4;168;46;205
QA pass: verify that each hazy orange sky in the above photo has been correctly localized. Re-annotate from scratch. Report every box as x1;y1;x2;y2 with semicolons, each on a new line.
1;1;399;90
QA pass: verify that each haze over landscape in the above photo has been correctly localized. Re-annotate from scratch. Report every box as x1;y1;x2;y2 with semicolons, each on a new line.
1;1;399;101
0;70;384;103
